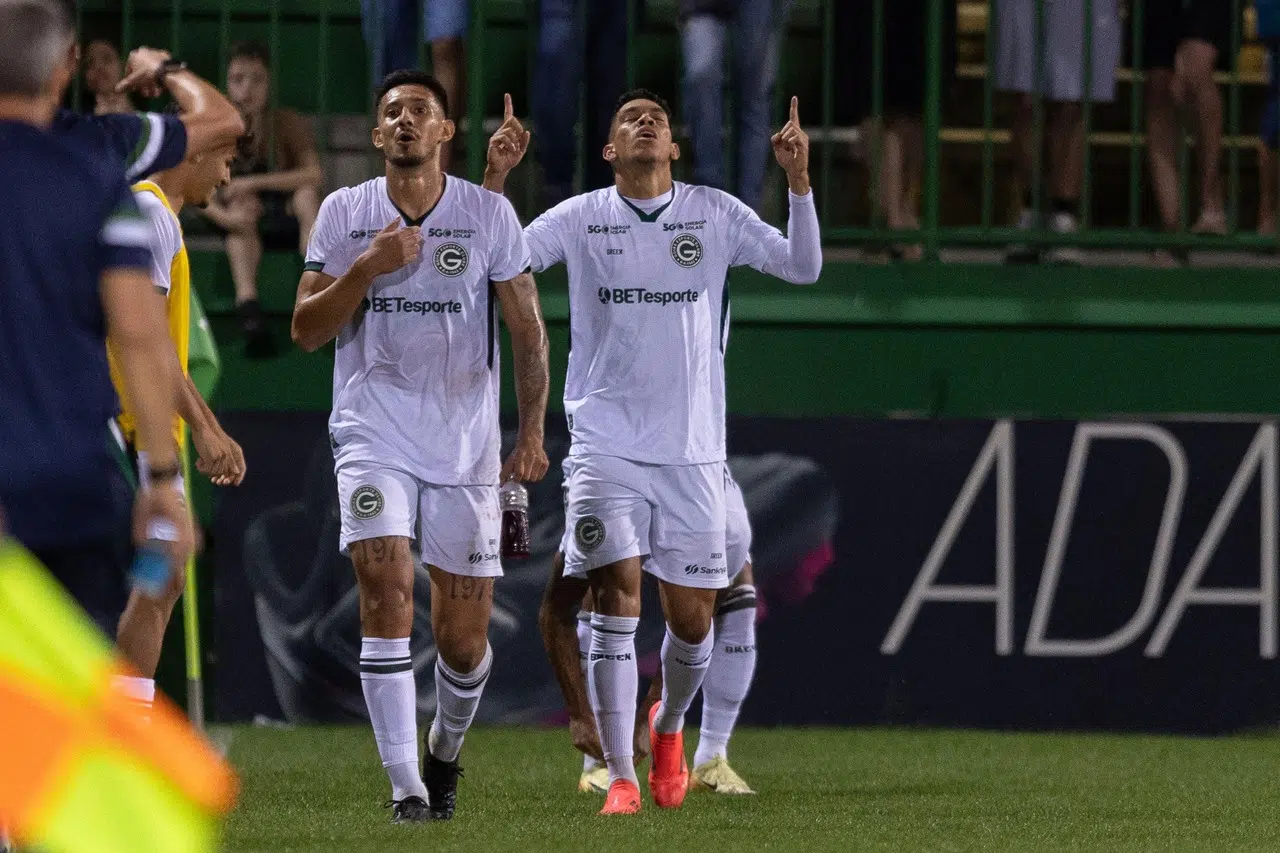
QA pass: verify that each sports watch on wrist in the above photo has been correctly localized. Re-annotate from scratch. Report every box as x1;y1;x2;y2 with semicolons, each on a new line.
154;58;188;86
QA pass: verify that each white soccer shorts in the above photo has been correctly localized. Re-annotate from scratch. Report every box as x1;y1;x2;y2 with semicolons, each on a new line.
336;460;502;577
558;461;752;582
562;454;729;590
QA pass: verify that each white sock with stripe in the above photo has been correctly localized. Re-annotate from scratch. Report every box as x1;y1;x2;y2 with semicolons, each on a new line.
695;585;758;767
360;636;427;801
577;612;604;773
588;613;640;786
428;643;493;763
654;627;714;735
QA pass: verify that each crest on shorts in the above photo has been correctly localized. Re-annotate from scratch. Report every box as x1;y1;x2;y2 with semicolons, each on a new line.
433;242;469;277
670;233;703;268
351;485;384;520
575;516;606;553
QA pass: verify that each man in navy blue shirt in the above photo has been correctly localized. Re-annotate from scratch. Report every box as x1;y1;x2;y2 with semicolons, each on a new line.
0;0;195;630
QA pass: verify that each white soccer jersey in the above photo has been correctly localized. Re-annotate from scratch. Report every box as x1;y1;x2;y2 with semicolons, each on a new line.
134;189;181;295
305;176;530;485
525;182;821;465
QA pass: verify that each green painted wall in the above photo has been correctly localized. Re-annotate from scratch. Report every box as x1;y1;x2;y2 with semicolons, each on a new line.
203;260;1280;419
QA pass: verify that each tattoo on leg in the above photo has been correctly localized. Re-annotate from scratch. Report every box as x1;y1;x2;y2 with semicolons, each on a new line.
448;575;492;601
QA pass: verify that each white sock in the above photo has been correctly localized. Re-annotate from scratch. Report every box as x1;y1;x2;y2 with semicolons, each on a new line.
695;586;758;767
654;627;713;735
428;643;493;763
360;636;426;801
577;613;603;773
588;613;640;786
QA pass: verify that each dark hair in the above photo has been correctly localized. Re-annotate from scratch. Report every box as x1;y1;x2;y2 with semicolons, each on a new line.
612;88;673;125
228;39;270;67
374;69;449;117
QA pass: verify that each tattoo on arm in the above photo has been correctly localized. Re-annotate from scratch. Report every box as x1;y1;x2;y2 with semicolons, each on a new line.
497;273;549;435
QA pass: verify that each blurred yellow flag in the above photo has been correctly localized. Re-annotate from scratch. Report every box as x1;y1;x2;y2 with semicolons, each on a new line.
0;539;237;853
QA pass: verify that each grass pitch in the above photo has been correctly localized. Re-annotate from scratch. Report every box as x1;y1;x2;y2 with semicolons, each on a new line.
221;725;1280;852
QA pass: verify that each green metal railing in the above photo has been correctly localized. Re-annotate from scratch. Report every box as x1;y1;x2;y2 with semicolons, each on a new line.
93;0;1271;257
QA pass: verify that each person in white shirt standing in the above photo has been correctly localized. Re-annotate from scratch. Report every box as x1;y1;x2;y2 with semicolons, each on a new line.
485;87;819;815
291;70;550;824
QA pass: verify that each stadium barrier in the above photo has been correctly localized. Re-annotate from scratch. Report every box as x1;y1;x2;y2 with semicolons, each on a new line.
213;413;1280;733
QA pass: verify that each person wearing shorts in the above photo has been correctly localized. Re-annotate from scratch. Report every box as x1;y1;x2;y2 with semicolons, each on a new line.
995;0;1121;264
1143;0;1237;250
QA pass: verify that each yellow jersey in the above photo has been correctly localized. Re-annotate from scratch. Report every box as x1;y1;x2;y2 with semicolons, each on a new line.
108;180;190;451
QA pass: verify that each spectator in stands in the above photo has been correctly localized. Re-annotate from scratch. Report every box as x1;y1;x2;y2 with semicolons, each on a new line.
835;0;955;260
1257;0;1280;237
82;38;132;115
533;0;637;209
1143;0;1234;258
679;0;792;212
995;0;1121;264
201;40;322;358
360;0;465;170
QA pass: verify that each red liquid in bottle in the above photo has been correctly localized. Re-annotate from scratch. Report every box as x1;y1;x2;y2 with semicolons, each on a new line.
501;508;530;560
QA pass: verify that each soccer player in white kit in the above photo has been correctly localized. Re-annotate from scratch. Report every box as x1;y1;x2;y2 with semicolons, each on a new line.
486;87;819;814
291;71;550;824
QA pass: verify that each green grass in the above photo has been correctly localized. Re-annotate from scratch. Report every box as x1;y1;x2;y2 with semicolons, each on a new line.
221;725;1280;852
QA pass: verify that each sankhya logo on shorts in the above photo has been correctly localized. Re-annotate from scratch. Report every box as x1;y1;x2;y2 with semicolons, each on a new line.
433;242;469;277
350;486;384;520
670;233;703;268
575;516;606;552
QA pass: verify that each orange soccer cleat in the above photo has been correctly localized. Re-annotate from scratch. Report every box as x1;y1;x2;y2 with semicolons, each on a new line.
647;702;689;809
599;778;642;815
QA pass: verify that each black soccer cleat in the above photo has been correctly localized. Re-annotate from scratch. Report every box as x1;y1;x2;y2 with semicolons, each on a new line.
422;754;464;820
385;795;430;824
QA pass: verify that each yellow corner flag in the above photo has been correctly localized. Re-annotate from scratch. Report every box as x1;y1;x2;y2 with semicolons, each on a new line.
0;538;237;853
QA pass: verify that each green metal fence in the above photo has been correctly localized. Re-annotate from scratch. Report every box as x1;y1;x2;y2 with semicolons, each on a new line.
87;0;1273;258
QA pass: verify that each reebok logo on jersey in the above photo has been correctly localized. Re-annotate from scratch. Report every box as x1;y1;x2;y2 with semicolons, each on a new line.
683;563;727;577
367;296;463;314
433;242;469;276
597;287;700;306
351;486;384;520
671;233;703;267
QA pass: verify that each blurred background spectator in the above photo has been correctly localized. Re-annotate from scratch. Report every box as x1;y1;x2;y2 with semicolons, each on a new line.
996;0;1121;264
360;0;466;170
1258;0;1280;237
532;0;637;210
835;0;956;260
81;37;133;116
201;40;322;359
1143;0;1232;260
678;0;793;212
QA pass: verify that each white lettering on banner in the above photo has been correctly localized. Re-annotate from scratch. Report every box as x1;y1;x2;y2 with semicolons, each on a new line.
880;420;1014;656
1025;423;1188;657
1145;423;1277;659
881;421;1279;659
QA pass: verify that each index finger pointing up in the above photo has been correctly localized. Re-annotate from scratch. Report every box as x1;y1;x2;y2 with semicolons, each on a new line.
790;96;799;126
504;93;514;122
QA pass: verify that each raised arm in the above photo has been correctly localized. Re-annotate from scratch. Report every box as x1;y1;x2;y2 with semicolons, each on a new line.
117;47;245;156
482;93;530;195
292;218;421;352
733;96;822;285
494;271;550;483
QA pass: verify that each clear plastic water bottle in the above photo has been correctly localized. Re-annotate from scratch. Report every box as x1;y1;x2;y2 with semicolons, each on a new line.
499;480;530;560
